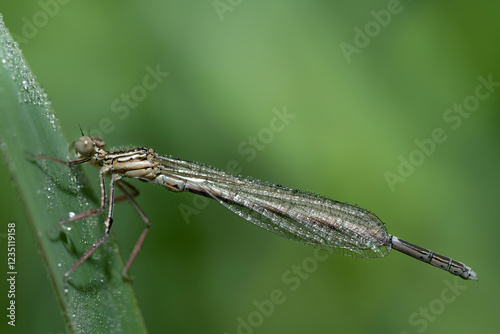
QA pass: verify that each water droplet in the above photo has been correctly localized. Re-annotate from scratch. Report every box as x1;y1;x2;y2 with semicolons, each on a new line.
58;263;62;267
69;212;75;218
0;15;57;130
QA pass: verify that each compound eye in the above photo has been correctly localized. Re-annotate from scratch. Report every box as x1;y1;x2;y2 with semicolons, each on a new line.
74;136;94;156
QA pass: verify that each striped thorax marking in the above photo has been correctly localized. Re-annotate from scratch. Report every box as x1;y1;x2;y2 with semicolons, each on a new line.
103;148;157;181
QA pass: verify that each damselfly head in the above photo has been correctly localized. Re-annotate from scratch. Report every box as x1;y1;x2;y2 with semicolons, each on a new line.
73;136;106;157
73;136;96;157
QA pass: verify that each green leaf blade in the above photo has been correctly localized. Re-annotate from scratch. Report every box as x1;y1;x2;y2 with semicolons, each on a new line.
0;14;147;334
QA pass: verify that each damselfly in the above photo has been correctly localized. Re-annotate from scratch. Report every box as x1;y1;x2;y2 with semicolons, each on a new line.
36;136;478;286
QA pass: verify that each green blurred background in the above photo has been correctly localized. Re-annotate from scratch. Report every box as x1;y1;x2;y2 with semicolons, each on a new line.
1;1;499;333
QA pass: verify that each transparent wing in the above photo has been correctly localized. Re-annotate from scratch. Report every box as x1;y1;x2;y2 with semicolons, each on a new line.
197;179;391;258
